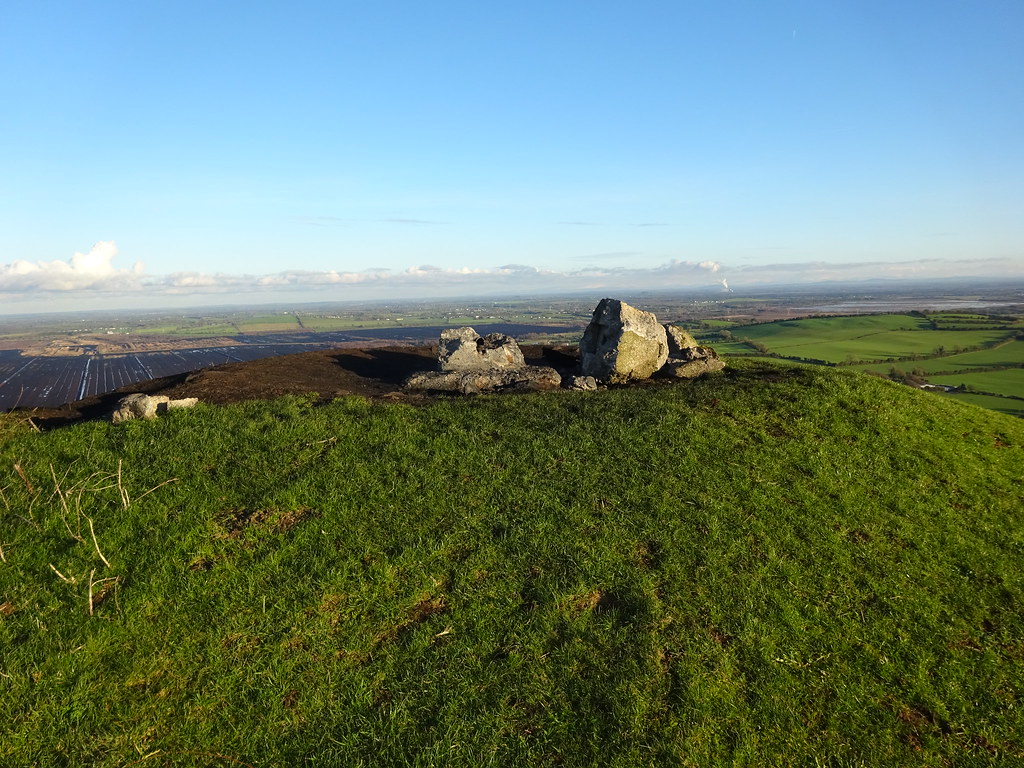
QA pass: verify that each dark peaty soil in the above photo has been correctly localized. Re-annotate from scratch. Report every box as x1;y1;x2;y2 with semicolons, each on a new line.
22;344;585;429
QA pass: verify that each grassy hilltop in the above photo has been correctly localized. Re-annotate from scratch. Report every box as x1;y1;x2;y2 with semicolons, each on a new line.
2;360;1023;766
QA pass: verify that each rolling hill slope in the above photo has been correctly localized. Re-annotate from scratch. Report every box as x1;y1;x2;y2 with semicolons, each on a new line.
1;359;1022;766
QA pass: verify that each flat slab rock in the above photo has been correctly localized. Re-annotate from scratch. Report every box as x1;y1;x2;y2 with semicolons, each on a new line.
404;367;562;394
660;357;726;378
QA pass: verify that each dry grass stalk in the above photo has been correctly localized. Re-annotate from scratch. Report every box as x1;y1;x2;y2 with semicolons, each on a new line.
117;459;130;509
88;517;111;568
49;464;84;542
49;563;75;583
13;462;33;494
134;477;178;503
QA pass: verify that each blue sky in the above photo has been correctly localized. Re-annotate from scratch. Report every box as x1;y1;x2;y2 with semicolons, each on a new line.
2;0;1022;312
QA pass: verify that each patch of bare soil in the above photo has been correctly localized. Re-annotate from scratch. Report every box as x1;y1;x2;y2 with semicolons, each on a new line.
25;344;583;429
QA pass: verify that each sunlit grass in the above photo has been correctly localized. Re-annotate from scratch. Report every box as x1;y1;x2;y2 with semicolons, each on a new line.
1;360;1022;766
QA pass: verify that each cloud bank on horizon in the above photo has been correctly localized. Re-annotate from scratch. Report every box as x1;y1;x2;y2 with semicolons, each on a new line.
1;243;1020;312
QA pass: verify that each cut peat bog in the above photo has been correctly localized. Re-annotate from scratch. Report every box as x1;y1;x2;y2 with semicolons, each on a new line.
2;354;1023;766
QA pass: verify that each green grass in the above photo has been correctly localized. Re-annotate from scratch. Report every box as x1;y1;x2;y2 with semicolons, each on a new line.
849;340;1024;375
731;315;1012;363
704;340;763;356
235;319;302;333
2;361;1023;766
134;323;241;336
299;317;405;331
929;368;1024;399
939;391;1024;418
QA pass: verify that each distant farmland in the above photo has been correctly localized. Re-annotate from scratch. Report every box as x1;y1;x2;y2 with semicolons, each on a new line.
695;312;1024;417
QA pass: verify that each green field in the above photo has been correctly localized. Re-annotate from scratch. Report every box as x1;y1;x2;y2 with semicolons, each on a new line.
927;312;1024;330
235;315;302;332
734;316;1009;363
299;316;405;331
2;362;1022;766
928;368;1024;398
798;330;1007;363
849;340;1024;375
701;340;760;356
709;314;1024;416
939;391;1024;418
139;323;240;336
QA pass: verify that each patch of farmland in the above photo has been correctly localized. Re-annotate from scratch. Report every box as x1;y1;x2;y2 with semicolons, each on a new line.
236;321;301;333
135;323;240;336
299;317;403;331
710;341;763;356
928;368;1024;399
939;391;1024;417
848;339;1024;374
735;314;929;345
783;330;1009;363
734;313;1009;363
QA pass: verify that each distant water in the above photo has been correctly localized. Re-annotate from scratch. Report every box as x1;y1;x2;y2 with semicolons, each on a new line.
796;299;1019;313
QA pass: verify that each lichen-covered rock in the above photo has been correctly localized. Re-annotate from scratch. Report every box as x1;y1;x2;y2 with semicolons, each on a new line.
112;393;199;423
404;367;561;394
661;356;726;379
579;299;669;383
664;325;699;357
438;327;526;372
403;371;463;391
166;397;200;411
566;375;598;391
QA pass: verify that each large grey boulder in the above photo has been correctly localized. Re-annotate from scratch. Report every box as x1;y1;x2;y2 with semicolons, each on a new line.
579;299;669;383
438;327;525;372
112;393;199;423
405;367;561;395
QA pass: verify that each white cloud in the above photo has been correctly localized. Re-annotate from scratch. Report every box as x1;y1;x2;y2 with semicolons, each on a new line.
2;243;1020;311
0;241;145;292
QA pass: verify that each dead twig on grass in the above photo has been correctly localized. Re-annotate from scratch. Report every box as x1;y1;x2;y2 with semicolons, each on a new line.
49;464;84;542
13;463;33;494
88;517;111;568
133;477;178;504
116;459;129;509
49;563;75;583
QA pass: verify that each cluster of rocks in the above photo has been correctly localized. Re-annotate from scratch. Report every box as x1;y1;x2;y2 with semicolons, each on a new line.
405;327;563;394
404;298;724;395
111;393;199;423
109;299;724;416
